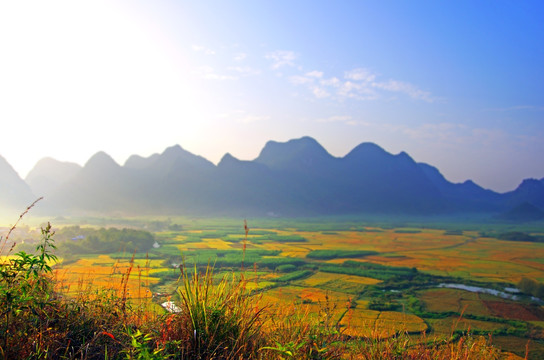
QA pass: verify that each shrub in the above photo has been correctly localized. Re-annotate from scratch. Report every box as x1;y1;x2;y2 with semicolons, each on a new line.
272;270;313;283
276;264;297;272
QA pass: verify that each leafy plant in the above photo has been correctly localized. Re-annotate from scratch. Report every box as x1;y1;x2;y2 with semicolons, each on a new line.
122;328;163;359
0;221;57;356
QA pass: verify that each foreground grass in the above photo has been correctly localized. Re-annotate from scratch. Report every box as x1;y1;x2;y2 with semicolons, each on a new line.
0;222;518;359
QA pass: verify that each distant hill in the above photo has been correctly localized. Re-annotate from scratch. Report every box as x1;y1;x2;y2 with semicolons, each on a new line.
26;157;82;198
0;155;36;213
2;137;544;217
496;202;544;222
417;163;502;211
502;178;544;209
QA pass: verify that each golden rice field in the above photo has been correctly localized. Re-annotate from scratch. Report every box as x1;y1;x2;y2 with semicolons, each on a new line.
340;306;428;338
245;227;544;284
43;222;544;359
52;255;162;306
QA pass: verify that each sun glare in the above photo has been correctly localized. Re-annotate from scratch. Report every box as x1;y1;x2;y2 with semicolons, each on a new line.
0;1;208;176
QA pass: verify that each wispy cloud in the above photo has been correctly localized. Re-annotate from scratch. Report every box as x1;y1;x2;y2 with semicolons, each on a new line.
344;68;376;82
234;52;247;61
372;80;433;102
311;86;330;98
288;66;435;102
195;66;236;80
336;80;378;100
191;45;216;55
227;66;261;76
265;50;297;69
305;70;323;78
289;75;313;85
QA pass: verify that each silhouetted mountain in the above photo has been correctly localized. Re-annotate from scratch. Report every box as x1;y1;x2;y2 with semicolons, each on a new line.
504;178;544;209
124;154;160;169
46;152;129;213
497;202;544;222
338;144;444;213
3;137;543;218
255;136;336;173
125;145;214;174
26;157;81;198
0;155;35;212
418;163;501;211
120;145;216;212
255;137;344;214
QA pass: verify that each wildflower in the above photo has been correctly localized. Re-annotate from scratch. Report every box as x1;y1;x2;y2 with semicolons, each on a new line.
102;331;116;340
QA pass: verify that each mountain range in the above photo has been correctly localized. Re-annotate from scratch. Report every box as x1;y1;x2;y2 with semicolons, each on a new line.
2;137;543;218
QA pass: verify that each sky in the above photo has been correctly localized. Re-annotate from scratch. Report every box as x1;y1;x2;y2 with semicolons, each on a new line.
0;1;543;193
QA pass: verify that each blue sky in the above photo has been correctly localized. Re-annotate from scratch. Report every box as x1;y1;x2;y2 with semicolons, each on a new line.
0;0;542;192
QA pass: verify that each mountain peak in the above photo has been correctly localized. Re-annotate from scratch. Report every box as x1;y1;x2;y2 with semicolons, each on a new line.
28;157;81;173
0;154;35;209
161;144;185;157
84;151;120;170
255;136;334;170
26;157;82;197
516;179;544;192
124;145;214;172
218;152;239;166
0;154;18;175
345;142;388;159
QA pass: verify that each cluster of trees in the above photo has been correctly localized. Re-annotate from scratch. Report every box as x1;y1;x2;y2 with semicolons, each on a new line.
56;226;156;254
272;270;313;283
243;234;308;244
518;277;544;298
320;261;419;283
496;231;543;242
161;249;307;270
306;250;378;260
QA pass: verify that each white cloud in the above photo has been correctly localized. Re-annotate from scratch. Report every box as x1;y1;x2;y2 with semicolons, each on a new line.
345;68;376;82
289;75;314;85
192;45;216;55
373;80;434;102
337;81;362;98
321;77;340;87
234;52;247;61
265;50;297;69
196;66;236;80
284;60;435;102
311;86;330;98
305;70;323;78
228;66;261;76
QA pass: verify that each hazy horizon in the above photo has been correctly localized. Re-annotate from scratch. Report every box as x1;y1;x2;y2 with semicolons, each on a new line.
1;1;543;192
2;137;542;195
